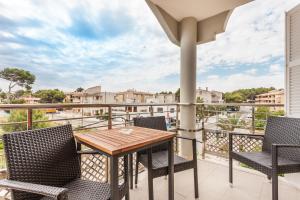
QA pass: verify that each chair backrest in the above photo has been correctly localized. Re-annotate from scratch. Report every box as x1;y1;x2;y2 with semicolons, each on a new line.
3;124;81;200
262;116;300;161
133;116;168;153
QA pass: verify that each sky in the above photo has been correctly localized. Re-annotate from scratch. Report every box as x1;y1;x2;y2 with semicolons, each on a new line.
0;0;299;93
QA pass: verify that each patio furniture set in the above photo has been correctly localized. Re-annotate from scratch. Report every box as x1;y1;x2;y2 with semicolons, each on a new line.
0;116;299;200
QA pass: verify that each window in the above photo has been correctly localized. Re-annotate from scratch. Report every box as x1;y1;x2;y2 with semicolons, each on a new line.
157;107;163;113
170;108;175;113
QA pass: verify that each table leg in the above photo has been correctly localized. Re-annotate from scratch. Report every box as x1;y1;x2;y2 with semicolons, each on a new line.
168;139;174;200
124;155;130;200
147;148;154;200
110;156;119;200
129;153;133;189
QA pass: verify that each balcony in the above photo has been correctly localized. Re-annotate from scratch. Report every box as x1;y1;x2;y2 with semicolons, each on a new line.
0;103;299;199
131;159;300;200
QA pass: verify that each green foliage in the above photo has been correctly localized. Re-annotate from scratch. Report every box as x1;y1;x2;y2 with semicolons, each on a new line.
224;93;244;103
175;88;180;102
75;87;84;92
10;99;26;104
34;89;66;103
224;87;275;103
0;90;6;100
0;68;35;103
0;68;35;91
254;106;285;130
14;90;26;98
2;110;50;132
158;91;172;94
217;115;247;131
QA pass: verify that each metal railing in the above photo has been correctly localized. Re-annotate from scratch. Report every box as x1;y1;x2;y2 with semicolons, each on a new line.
0;102;285;166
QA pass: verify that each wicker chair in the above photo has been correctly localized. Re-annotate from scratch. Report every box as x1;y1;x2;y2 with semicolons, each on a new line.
131;116;199;200
229;116;300;200
0;124;128;200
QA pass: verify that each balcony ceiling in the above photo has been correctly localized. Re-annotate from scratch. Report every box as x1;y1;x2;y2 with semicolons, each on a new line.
149;0;252;21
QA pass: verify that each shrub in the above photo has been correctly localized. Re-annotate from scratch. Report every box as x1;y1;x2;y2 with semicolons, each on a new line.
2;110;50;132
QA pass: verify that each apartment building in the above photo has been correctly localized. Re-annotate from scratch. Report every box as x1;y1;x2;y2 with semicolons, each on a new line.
115;89;154;104
196;87;223;103
255;89;284;111
21;96;41;104
65;86;117;116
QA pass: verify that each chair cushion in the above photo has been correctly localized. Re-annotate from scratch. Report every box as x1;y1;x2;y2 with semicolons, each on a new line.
232;151;300;174
139;150;189;169
41;179;110;200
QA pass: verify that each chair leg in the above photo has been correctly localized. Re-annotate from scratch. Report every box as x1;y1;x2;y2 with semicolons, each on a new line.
229;156;233;185
147;149;154;200
129;153;133;189
193;165;199;198
135;154;139;188
272;172;278;200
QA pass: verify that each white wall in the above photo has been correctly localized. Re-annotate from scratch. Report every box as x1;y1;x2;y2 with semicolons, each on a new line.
285;3;300;188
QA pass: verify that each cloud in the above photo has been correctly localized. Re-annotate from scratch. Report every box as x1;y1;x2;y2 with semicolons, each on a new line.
200;72;284;92
65;7;134;40
0;0;298;93
245;68;257;75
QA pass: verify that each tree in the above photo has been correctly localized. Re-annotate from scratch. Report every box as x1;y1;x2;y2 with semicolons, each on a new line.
0;68;35;102
217;116;247;131
75;87;84;92
224;93;244;103
2;110;50;132
34;89;66;103
14;90;26;99
0;89;6;100
254;106;285;130
224;87;275;103
175;88;180;102
159;91;172;95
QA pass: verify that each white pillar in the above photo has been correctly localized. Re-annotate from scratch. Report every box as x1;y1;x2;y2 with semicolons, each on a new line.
179;17;197;158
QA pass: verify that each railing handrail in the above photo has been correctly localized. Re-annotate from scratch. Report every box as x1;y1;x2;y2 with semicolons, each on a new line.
0;103;179;109
0;102;284;110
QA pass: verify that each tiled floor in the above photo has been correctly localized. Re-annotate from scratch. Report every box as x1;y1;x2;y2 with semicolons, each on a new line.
130;159;300;200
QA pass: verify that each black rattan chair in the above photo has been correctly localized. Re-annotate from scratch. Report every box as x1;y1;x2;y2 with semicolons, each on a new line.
131;116;199;200
0;124;128;200
229;116;300;200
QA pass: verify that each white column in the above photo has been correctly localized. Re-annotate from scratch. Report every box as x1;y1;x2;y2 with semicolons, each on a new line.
179;17;197;158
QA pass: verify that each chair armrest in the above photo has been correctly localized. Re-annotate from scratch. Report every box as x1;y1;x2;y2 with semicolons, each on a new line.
271;144;300;170
0;179;68;200
273;144;300;149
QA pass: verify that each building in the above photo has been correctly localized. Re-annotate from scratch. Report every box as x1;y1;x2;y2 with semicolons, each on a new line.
115;89;154;104
21;95;41;104
196;87;223;103
64;86;117;116
255;89;285;111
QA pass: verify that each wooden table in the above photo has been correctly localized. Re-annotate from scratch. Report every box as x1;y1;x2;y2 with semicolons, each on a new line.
75;126;176;200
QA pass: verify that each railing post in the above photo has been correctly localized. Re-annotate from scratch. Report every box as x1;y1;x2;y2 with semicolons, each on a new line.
150;106;154;117
27;108;33;130
176;104;180;153
252;106;255;134
108;106;112;129
201;115;206;159
125;111;130;127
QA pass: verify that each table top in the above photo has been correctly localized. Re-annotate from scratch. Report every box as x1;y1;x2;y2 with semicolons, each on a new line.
74;126;176;156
